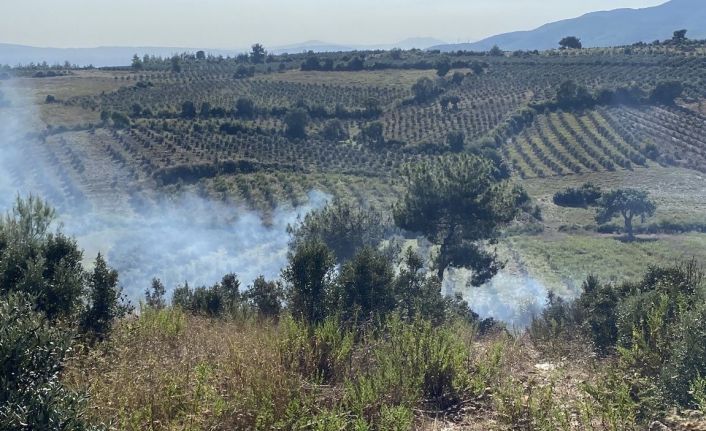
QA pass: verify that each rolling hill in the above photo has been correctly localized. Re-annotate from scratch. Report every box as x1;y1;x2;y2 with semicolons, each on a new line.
431;0;706;52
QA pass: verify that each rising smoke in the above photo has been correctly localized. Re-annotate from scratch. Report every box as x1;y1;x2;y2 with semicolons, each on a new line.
0;77;329;299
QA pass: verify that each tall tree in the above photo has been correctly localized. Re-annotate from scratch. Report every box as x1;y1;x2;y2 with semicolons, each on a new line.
0;195;84;320
394;155;524;284
673;29;688;43
247;276;283;317
288;199;386;264
82;253;130;340
284;108;309;139
650;81;683;105
337;246;396;322
596;189;656;240
559;36;582;49
250;43;267;64
282;239;336;324
145;278;166;309
131;54;143;70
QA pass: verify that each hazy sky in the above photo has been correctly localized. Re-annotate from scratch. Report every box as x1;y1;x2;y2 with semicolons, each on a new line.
2;0;668;49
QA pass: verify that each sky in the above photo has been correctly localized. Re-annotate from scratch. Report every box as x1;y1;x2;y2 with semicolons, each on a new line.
1;0;668;49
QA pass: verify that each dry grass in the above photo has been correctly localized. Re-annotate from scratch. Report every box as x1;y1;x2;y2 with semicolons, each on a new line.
63;308;655;431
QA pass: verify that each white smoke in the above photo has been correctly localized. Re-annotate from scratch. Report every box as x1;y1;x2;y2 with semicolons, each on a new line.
0;77;329;299
444;269;549;329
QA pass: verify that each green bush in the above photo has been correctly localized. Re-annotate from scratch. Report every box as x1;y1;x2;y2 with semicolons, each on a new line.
0;293;96;430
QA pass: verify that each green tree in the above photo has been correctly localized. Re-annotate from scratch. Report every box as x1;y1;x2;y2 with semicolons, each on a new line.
488;45;504;56
131;54;143;70
199;101;212;118
282;239;336;324
337;246;396;322
435;58;451;77
81;253;131;340
595;189;656;240
110;112;131;129
411;76;440;102
673;29;688;43
284;108;309;139
220;273;241;310
170;55;181;73
0;195;84;320
288;200;387;264
247;276;283;317
320;119;348;141
181;100;197;118
394;248;446;324
359;121;386;149
250;43;267;64
446;131;465;152
145;278;166;309
650;81;683;105
235;97;255;117
556;80;594;108
0;293;93;430
394;155;523;283
559;36;582;49
196;50;206;60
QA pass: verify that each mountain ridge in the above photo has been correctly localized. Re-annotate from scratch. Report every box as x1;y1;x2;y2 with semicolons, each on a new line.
431;0;706;52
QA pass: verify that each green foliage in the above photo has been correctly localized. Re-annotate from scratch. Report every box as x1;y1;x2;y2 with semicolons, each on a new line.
283;239;336;324
650;80;683;105
596;188;657;239
288;200;387;264
446;130;465;152
337;246;396;323
81;253;131;340
394;248;447;325
144;277;166;309
181;100;196;118
246;276;284;317
394;154;524;283
0;293;95;430
411;76;441;103
235;97;255;117
320;119;348;141
553;182;602;208
358;121;386;149
284;108;309;139
559;36;582;49
435;58;451;77
346;317;472;413
577;275;622;354
556;80;594;108
280;316;354;383
0;195;85;321
170;274;247;317
673;29;688;42
250;43;267;64
110;111;130;128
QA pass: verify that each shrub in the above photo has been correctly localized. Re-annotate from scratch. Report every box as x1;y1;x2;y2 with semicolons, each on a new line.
0;195;85;321
0;293;94;430
552;182;602;207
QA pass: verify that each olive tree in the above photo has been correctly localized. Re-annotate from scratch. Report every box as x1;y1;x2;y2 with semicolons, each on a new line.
595;189;656;240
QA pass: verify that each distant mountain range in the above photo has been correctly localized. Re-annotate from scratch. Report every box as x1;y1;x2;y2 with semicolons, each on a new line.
0;38;446;68
431;0;706;52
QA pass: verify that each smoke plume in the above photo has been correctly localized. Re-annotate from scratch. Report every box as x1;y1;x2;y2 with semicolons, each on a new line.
0;77;329;299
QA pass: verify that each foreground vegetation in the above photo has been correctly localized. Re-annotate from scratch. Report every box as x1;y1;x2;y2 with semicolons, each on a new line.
2;192;706;430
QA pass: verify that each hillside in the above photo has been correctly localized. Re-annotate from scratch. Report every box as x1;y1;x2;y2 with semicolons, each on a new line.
432;0;706;52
